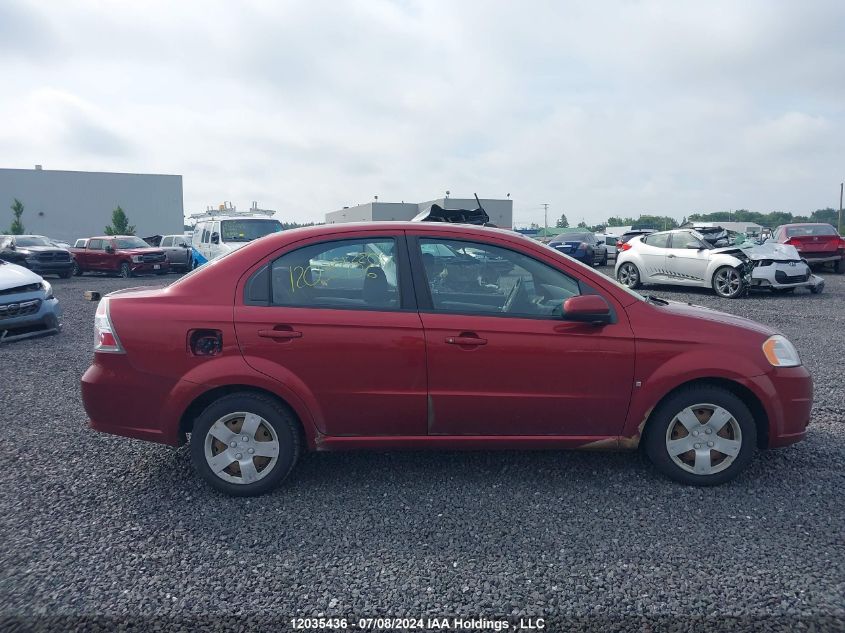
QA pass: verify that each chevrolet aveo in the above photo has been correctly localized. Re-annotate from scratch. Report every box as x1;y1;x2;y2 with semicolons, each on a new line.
81;223;812;496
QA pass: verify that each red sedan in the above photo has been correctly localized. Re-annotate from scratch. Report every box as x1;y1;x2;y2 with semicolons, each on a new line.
772;223;845;273
81;222;812;495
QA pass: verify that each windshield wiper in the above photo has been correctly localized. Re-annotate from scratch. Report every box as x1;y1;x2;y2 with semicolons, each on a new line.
646;294;669;306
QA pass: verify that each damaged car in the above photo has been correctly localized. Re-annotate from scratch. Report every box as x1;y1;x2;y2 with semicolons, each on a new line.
0;260;62;343
616;229;824;298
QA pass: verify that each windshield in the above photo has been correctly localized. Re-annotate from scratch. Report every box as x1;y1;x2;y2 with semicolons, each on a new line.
785;224;837;237
115;237;150;249
221;219;283;242
15;236;52;247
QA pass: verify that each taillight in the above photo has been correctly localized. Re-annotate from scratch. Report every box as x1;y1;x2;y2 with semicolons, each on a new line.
784;238;800;248
619;242;632;252
94;298;124;353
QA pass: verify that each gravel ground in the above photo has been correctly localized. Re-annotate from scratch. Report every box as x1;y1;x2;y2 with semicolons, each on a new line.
1;267;843;632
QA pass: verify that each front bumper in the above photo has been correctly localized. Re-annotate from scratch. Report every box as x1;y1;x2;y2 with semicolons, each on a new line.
0;296;62;342
25;261;74;276
130;261;170;274
746;366;813;448
750;262;821;289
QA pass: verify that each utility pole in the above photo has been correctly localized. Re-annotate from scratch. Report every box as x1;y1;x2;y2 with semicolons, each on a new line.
542;203;549;235
839;182;843;235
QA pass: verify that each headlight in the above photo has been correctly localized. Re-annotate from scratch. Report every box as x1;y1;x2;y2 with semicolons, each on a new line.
42;280;53;300
762;335;801;367
131;255;144;263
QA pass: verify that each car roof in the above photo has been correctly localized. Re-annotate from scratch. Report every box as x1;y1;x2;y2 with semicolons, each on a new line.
779;223;833;227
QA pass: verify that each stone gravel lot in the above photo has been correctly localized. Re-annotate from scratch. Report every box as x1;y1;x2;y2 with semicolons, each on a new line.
1;267;843;631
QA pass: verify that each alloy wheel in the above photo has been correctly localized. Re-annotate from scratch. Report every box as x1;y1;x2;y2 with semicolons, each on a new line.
664;404;742;475
203;412;281;485
618;263;639;287
714;268;741;297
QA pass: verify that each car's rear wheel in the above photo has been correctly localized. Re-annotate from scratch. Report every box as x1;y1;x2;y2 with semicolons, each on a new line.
189;393;301;496
617;262;641;288
643;386;756;486
712;266;744;298
835;257;845;274
600;251;608;266
119;262;132;278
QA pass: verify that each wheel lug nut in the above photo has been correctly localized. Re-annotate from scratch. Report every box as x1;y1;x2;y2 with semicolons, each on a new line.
705;429;712;434
708;441;714;447
236;453;243;459
248;448;255;454
242;435;249;442
230;442;237;447
694;443;701;449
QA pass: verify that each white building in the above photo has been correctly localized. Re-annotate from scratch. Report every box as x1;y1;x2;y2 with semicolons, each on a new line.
326;196;513;229
0;166;184;242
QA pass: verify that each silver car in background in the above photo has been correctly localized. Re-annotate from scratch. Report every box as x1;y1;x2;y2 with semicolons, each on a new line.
159;234;193;272
0;260;62;343
615;229;824;299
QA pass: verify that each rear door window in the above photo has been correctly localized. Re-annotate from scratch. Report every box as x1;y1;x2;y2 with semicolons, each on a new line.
643;233;670;248
269;238;401;310
88;239;103;250
160;236;173;247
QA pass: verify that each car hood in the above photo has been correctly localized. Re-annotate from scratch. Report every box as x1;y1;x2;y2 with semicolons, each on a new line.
13;245;66;254
0;261;43;290
653;299;776;337
711;242;800;261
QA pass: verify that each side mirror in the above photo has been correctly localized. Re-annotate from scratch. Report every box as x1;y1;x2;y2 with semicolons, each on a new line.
561;295;612;325
211;232;220;244
105;245;114;253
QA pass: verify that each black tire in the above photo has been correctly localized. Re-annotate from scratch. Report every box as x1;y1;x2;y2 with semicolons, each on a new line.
835;257;845;274
711;266;745;298
189;392;301;496
643;385;757;486
600;252;608;266
617;262;641;289
58;269;73;279
72;261;83;276
119;262;132;278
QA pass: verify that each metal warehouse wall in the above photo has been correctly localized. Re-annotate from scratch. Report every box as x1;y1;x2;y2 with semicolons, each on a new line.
0;168;184;242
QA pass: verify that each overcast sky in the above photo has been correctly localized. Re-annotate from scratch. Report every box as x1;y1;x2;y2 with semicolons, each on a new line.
1;0;843;226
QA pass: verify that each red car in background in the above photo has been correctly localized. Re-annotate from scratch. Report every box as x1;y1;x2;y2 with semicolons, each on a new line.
81;222;812;496
70;235;170;278
772;223;845;273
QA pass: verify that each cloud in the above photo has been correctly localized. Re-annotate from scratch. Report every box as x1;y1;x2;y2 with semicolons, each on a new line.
0;0;843;224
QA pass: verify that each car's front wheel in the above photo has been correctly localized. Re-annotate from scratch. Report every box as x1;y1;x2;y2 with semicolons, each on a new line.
190;392;301;496
643;385;756;486
617;262;641;289
835;257;845;274
72;261;83;276
712;266;744;298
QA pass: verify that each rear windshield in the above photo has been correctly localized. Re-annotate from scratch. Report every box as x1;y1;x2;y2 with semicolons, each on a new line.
785;225;837;237
550;233;590;244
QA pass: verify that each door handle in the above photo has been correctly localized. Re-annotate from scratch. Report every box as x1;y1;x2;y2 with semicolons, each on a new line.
445;334;487;346
258;327;302;340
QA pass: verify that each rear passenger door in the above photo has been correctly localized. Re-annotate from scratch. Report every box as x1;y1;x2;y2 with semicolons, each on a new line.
234;233;428;437
85;239;105;270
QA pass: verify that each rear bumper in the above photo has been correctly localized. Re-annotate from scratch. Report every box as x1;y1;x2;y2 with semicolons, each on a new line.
82;356;194;446
747;366;813;448
799;254;842;264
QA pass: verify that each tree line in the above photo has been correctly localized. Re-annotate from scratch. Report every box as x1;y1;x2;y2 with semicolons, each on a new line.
546;208;842;234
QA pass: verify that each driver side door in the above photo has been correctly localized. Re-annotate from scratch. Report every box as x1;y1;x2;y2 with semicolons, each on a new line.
409;234;635;440
666;231;710;285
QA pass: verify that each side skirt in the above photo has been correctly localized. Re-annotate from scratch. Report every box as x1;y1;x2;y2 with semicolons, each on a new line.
315;435;630;452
